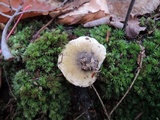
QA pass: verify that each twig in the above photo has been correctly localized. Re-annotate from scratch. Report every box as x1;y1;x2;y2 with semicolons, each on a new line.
74;106;91;120
61;0;68;5
0;2;16;10
0;0;68;60
31;18;54;42
109;43;145;116
0;12;11;18
134;111;144;120
1;5;22;60
3;66;17;100
7;0;13;11
123;0;135;30
6;5;32;39
3;98;17;120
91;85;110;120
0;0;68;19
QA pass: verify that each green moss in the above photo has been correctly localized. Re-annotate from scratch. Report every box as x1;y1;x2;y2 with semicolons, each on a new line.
13;70;70;120
11;29;70;120
154;29;160;39
23;29;68;73
89;25;111;45
73;26;90;36
100;29;160;119
140;16;160;31
100;40;140;98
3;20;160;120
74;25;160;119
8;26;32;61
8;20;44;61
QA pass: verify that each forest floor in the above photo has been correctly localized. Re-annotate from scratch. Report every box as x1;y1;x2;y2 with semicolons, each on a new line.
0;5;160;120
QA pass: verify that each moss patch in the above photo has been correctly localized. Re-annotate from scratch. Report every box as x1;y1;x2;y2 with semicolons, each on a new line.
1;17;160;119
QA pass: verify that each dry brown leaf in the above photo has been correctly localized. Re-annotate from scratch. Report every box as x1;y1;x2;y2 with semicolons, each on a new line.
0;0;159;38
58;0;109;24
58;15;83;25
0;0;89;23
125;15;146;38
58;0;160;25
49;0;89;19
83;0;159;38
107;0;160;20
84;14;146;38
0;0;62;23
58;10;106;25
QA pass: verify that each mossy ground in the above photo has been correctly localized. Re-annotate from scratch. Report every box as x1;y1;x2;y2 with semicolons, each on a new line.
0;13;160;120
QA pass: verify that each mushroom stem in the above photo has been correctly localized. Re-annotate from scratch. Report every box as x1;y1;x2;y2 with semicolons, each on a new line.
73;86;93;120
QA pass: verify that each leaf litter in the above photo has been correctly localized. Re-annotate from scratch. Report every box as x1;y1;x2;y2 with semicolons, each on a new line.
0;0;159;37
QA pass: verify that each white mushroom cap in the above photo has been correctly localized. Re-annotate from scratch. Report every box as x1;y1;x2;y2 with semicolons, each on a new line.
58;36;106;87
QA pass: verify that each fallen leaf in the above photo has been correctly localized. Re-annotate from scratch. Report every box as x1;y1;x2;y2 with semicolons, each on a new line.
84;14;146;38
58;0;160;25
107;0;160;20
0;0;159;38
49;0;89;19
59;10;107;25
0;0;62;23
83;0;159;38
58;0;109;24
125;15;146;38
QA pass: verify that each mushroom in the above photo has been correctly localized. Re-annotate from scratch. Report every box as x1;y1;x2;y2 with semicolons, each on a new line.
58;36;106;87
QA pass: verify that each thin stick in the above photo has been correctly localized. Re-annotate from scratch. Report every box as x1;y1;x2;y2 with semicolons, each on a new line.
91;85;110;120
0;2;16;10
0;12;11;18
0;0;68;19
7;0;13;11
6;5;32;40
123;0;135;30
109;43;145;116
3;66;17;100
74;106;90;120
31;18;54;42
1;5;22;60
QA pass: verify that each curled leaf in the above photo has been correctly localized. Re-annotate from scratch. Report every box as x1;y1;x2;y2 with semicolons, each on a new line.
107;0;160;20
125;15;146;38
58;0;109;24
